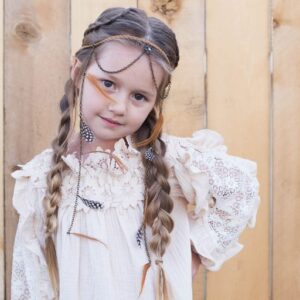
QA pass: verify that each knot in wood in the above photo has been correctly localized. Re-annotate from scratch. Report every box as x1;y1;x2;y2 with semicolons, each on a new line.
273;18;279;29
151;0;181;20
13;20;41;44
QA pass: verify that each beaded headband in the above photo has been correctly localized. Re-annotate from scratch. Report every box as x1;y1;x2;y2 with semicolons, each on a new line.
80;34;171;67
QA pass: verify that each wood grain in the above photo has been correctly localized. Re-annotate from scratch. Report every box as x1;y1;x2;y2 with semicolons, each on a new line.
4;0;299;299
0;0;4;296
273;0;300;299
4;1;70;298
206;1;270;299
71;0;136;55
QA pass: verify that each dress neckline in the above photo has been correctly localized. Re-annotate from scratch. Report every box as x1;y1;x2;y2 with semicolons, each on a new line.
61;134;140;173
65;134;139;159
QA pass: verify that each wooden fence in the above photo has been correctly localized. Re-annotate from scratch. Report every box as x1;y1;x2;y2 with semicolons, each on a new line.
1;0;299;299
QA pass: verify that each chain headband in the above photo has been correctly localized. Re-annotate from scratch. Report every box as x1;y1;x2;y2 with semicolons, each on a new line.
80;34;172;103
80;34;171;67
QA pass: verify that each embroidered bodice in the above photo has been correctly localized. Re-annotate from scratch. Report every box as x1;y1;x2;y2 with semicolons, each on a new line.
10;129;261;300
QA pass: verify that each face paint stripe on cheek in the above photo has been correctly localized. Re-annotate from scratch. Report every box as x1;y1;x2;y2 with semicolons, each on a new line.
86;73;117;104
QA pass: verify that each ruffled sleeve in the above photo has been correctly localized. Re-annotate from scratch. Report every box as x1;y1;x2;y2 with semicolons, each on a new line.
10;149;55;299
165;129;261;271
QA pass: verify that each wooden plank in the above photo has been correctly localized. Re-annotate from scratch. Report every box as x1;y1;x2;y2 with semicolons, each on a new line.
206;1;269;299
4;1;71;298
72;0;137;55
0;0;4;297
272;1;300;299
137;1;206;299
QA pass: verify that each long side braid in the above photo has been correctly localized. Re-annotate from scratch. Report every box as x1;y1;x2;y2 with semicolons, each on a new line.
43;78;75;298
144;142;174;255
135;109;174;297
143;119;174;255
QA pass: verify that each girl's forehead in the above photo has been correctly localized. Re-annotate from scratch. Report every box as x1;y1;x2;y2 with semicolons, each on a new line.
98;41;143;59
90;41;165;90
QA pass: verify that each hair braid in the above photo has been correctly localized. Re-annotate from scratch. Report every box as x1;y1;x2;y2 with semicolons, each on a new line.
146;154;174;257
43;78;76;298
134;110;174;298
135;110;174;258
83;7;132;37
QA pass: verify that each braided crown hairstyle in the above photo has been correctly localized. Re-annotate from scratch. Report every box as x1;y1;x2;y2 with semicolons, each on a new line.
43;7;180;298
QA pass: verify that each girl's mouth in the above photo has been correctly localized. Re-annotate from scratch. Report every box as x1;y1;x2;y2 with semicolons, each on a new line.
100;116;122;126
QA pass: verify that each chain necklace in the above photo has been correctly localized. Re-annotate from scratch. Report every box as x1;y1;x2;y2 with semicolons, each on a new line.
65;134;152;267
65;65;152;262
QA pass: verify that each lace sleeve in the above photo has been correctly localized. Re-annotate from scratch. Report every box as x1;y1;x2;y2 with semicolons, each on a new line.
166;129;261;271
10;150;55;299
11;213;47;299
11;217;31;299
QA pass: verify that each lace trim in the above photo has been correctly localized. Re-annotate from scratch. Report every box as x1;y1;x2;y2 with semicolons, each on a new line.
162;129;260;270
11;215;54;299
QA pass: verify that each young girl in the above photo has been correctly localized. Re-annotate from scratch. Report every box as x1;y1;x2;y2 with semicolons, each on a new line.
10;7;260;300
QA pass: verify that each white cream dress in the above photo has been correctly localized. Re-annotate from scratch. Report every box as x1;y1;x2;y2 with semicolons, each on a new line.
10;129;261;300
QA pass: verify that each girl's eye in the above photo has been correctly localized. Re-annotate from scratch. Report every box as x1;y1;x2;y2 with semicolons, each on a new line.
101;80;114;89
134;93;148;102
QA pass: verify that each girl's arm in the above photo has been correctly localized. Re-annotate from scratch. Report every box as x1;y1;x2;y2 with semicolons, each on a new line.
192;249;202;279
10;151;55;299
11;215;40;299
165;129;260;272
10;180;54;299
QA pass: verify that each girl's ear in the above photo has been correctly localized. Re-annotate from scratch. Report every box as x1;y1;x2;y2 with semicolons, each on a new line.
70;56;82;82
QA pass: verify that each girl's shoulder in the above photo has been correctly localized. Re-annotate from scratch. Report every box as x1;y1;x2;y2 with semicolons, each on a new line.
161;128;258;179
161;128;228;158
11;148;54;189
10;148;54;219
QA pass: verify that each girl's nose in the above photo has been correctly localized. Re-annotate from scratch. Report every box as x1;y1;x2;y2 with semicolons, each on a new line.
108;93;128;115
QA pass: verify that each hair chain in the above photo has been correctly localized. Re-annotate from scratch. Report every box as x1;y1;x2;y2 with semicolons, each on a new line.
80;34;171;67
94;50;145;74
66;49;94;234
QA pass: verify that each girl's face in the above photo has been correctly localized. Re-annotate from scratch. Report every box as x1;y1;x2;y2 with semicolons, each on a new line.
75;41;165;151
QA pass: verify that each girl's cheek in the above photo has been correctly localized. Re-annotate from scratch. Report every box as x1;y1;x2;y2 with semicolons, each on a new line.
85;89;106;108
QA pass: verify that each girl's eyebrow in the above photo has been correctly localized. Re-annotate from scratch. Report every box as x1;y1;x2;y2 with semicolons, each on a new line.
105;73;155;97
